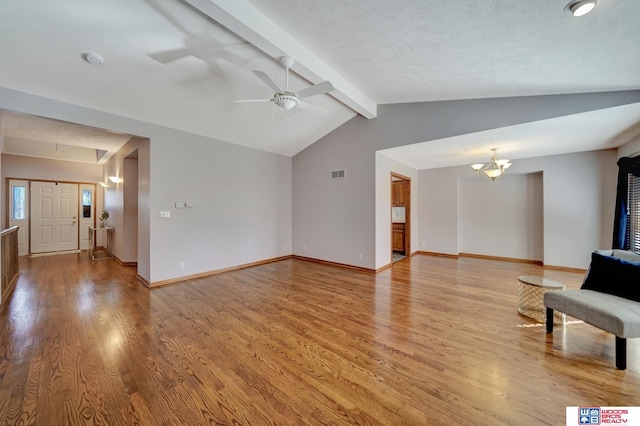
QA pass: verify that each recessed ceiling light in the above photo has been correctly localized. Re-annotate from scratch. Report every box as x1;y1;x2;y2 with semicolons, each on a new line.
82;52;104;66
566;0;597;17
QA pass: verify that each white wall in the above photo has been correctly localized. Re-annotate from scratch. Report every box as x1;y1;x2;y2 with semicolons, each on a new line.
292;129;374;268
419;150;617;269
458;172;543;261
123;156;138;263
375;152;418;269
417;166;461;256
149;134;291;282
136;140;151;281
0;87;292;285
102;138;147;267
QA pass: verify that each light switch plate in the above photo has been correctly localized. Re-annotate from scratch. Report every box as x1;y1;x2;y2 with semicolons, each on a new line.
175;202;185;209
160;211;171;218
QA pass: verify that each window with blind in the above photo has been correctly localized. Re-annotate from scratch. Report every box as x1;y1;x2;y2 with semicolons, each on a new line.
629;173;640;253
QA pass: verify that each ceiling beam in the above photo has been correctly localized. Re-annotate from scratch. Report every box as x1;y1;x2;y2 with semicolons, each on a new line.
184;0;377;119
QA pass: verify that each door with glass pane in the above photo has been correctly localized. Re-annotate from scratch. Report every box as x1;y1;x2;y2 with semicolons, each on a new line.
9;179;30;256
30;181;79;254
79;184;95;250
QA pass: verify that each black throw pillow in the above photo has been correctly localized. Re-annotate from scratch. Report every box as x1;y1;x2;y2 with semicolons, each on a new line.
581;252;640;302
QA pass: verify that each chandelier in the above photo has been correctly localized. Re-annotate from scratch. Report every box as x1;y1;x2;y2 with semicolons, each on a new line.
470;148;512;181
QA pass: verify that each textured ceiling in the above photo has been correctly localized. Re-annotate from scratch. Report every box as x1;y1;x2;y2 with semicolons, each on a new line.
1;111;132;164
247;0;640;103
0;0;639;165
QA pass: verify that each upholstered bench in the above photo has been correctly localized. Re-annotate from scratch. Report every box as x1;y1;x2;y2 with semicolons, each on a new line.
544;249;640;370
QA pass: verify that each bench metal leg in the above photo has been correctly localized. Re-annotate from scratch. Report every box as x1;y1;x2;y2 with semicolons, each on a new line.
546;307;554;333
615;336;627;370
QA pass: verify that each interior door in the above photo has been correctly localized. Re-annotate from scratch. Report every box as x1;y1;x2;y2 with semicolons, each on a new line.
30;181;79;254
8;179;30;256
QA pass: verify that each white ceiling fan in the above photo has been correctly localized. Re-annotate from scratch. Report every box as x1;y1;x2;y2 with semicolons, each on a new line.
234;56;335;114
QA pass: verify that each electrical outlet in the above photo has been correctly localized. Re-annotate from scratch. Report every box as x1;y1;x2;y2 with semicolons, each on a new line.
358;253;363;260
179;261;185;269
302;245;306;251
422;241;426;247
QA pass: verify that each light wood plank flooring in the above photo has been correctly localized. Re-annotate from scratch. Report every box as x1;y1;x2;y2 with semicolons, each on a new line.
0;253;638;425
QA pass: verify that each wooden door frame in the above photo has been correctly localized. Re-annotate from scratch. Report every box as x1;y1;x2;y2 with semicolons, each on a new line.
390;172;411;259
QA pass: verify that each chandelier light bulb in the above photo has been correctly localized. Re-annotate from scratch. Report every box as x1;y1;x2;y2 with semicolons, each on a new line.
470;148;512;181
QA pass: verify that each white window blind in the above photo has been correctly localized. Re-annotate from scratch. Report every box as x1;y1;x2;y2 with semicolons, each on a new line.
629;173;640;253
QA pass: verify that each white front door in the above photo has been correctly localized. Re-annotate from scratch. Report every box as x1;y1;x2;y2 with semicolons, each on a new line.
8;179;30;256
30;181;79;254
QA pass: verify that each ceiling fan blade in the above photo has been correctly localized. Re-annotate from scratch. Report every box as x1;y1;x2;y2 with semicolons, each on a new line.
298;101;330;115
296;81;335;99
252;70;283;93
233;98;273;103
148;48;192;64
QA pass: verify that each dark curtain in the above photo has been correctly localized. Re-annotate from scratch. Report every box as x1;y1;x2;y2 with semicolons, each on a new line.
613;156;640;249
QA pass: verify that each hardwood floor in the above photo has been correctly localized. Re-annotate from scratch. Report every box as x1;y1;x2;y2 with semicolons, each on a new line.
0;253;638;425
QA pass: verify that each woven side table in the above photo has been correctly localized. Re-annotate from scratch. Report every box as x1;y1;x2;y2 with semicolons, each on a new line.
517;276;566;324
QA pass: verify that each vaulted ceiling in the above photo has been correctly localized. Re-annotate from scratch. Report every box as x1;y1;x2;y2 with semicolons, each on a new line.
1;0;639;166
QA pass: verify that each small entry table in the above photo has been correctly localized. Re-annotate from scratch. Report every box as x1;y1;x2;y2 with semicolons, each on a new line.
517;275;565;324
88;226;114;260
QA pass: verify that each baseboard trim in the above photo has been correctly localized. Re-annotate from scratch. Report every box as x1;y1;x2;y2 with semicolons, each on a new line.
148;255;293;288
419;251;586;271
543;264;587;273
375;263;392;273
417;251;460;259
459;252;543;266
293;255;376;273
113;255;137;267
137;274;151;288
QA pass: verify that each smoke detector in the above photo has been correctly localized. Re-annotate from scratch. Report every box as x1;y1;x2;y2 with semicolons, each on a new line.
82;52;104;66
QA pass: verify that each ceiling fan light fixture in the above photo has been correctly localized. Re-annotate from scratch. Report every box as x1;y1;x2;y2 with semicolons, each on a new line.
274;94;299;110
234;55;333;114
566;0;597;17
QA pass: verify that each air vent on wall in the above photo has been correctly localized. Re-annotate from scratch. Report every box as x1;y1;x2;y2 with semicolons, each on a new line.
331;169;346;179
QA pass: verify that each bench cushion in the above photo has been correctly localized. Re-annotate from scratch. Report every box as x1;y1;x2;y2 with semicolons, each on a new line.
544;289;640;338
581;252;640;302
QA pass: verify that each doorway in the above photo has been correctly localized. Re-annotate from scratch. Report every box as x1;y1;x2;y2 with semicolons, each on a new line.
391;173;411;262
8;179;96;256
